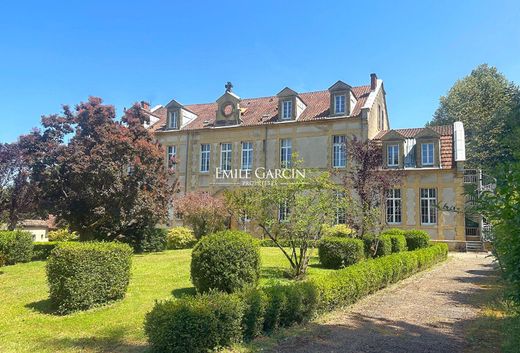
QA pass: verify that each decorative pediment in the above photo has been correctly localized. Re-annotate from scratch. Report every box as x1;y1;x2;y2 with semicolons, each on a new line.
328;80;352;92
415;127;440;139
215;82;242;126
381;130;406;141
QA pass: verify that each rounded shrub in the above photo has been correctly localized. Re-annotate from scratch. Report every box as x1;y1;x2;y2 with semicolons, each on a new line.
48;228;78;242
404;230;431;250
382;228;405;236
46;241;133;314
167;227;197;249
318;237;364;269
322;224;355;238
145;291;244;353
389;234;407;253
362;234;392;258
0;230;33;265
191;230;261;293
133;228;167;253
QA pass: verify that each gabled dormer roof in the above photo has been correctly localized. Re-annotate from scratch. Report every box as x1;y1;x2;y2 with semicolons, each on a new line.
165;99;184;109
328;80;352;91
415;127;441;139
276;87;298;97
216;90;241;103
381;130;406;141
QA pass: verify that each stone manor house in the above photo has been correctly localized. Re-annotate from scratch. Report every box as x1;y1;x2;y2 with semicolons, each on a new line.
143;74;480;251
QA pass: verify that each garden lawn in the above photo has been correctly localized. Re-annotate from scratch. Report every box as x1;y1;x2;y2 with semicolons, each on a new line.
0;247;330;353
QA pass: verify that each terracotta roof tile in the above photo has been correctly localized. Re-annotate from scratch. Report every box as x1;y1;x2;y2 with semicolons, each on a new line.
150;85;372;132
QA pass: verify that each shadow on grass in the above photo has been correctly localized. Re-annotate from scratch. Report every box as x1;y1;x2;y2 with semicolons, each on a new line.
25;298;57;315
261;266;288;280
36;326;147;353
171;286;196;298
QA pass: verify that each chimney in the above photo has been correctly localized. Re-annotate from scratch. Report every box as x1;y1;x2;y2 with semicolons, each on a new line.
370;73;378;91
141;101;150;111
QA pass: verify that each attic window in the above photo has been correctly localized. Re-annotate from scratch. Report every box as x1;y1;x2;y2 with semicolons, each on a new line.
282;100;292;120
168;111;178;129
334;94;346;114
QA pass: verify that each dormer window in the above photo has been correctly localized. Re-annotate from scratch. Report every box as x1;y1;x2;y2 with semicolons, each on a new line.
387;144;399;167
421;143;434;166
282;100;292;120
168;111;178;129
334;94;346;114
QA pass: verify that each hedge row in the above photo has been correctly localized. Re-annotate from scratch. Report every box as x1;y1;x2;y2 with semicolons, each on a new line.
32;242;60;261
145;243;448;353
0;230;33;265
46;241;133;314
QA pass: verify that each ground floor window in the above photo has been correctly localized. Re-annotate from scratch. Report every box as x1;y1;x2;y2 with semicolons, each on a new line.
278;200;289;222
335;191;346;224
386;188;402;224
420;188;437;224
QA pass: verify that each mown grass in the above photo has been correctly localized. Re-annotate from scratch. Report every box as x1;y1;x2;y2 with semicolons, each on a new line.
0;247;329;353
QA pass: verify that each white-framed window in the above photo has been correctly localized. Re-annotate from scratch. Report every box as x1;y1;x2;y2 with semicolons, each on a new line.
421;143;434;166
280;138;292;168
386;189;402;224
334;94;346;114
167;145;176;168
241;142;253;171
387;144;399;167
335;191;346;224
200;144;210;173
278;200;289;222
420;188;437;225
168;111;178;129
332;135;346;168
220;143;232;171
282;100;292;120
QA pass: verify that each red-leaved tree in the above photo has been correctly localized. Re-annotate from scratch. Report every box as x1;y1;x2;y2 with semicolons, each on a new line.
175;192;228;239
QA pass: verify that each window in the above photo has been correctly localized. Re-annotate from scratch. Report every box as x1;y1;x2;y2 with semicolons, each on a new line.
278;200;289;222
241;142;253;171
167;145;176;168
200;144;210;172
280;139;292;168
282;100;292;120
335;191;346;224
387;144;399;167
220;143;232;171
168;111;178;129
333;135;346;168
386;189;402;224
334;94;346;114
421;143;434;166
420;188;437;224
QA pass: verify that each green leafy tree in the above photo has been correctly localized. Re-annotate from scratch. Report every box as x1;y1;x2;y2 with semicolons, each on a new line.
225;170;337;279
428;64;520;171
22;97;176;246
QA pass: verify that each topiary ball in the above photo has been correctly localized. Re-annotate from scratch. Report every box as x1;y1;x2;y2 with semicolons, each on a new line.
191;230;261;293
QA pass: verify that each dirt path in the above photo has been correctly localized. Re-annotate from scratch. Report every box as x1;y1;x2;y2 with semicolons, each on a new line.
268;253;495;353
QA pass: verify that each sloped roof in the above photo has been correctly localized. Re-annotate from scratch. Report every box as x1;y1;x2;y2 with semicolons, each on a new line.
150;85;372;132
374;125;454;169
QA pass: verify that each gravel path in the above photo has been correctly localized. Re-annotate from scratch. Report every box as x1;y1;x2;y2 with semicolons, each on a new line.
268;253;495;353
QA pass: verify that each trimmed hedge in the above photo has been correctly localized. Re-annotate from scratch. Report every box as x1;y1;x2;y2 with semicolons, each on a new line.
191;230;261;293
362;234;392;258
145;244;448;353
145;291;244;353
134;228;168;253
46;242;133;314
404;230;431;250
0;230;33;265
318;237;364;269
32;242;60;261
167;227;197;249
388;234;407;253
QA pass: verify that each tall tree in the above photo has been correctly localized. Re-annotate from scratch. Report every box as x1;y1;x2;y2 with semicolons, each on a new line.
427;64;520;171
24;97;175;245
0;142;39;229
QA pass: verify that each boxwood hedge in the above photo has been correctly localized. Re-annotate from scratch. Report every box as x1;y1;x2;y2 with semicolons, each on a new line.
145;244;448;353
318;237;364;269
32;241;60;261
46;241;133;314
404;230;431;250
0;230;33;265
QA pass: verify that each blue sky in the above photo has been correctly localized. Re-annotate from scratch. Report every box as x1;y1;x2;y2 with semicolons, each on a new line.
1;0;519;143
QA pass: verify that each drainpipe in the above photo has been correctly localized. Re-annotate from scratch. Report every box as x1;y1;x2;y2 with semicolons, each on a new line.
184;131;190;193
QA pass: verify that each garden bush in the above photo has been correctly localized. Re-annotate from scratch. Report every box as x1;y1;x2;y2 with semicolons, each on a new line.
318;237;364;269
132;227;167;253
381;228;406;236
362;234;392;257
46;241;133;314
0;230;33;265
388;234;407;253
145;244;448;353
32;242;59;260
48;228;78;242
322;224;355;238
403;230;431;250
145;291;244;353
167;227;197;249
191;230;261;293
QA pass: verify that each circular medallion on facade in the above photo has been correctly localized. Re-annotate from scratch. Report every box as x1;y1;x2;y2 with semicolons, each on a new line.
221;102;235;117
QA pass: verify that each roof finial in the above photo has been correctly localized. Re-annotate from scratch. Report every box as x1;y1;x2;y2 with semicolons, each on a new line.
225;81;233;92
